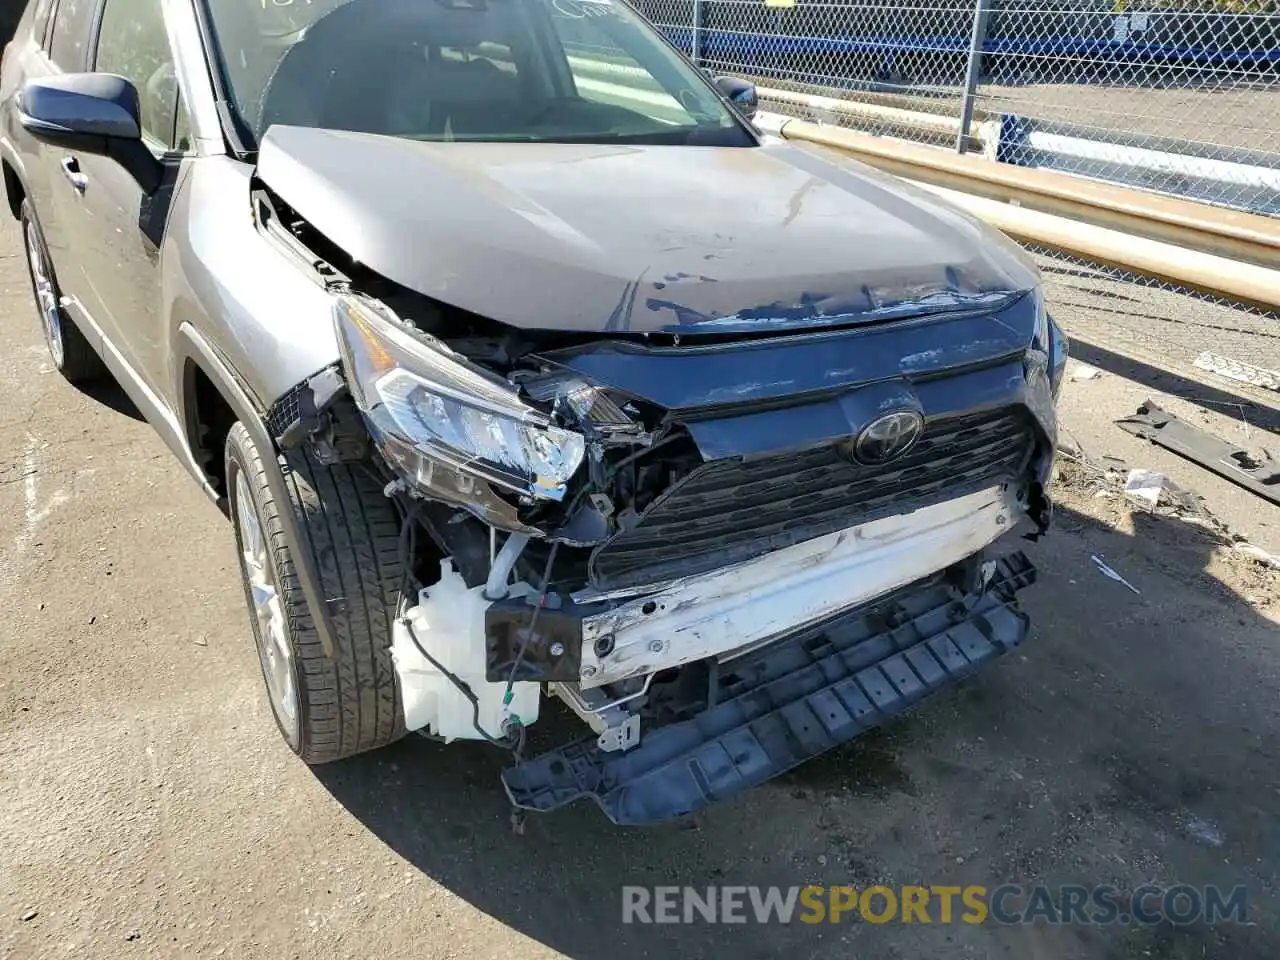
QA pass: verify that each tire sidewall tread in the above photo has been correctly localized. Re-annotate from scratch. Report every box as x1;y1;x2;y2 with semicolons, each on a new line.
226;423;406;764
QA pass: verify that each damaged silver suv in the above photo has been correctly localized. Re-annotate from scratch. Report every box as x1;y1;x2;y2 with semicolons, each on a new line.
2;0;1065;823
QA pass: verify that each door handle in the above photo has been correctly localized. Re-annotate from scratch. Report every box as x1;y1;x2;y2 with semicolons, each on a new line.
60;157;87;194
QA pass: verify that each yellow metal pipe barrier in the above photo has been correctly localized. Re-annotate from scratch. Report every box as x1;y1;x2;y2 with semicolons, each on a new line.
910;181;1280;313
768;117;1280;286
756;87;986;152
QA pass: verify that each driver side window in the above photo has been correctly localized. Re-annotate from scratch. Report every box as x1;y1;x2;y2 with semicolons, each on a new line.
94;0;184;152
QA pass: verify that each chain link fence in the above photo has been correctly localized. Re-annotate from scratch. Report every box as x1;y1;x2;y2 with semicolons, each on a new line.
629;0;1278;396
1027;244;1279;377
629;0;1280;217
626;0;1278;409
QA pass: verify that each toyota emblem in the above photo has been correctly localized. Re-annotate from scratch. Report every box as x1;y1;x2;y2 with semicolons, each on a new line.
852;410;925;464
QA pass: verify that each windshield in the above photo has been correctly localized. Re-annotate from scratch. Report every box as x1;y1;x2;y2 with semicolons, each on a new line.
201;0;752;147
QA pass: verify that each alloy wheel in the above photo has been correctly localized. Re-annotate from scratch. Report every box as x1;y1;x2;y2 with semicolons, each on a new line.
25;220;64;368
234;469;300;744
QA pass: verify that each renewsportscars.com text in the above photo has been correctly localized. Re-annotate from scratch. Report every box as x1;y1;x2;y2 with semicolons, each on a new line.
621;884;1248;926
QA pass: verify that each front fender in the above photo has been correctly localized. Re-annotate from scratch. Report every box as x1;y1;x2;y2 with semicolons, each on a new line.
174;322;341;660
169;156;342;408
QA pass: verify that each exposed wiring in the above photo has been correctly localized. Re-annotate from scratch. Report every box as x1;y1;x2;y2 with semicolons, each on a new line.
502;539;561;716
555;431;678;527
395;498;420;602
608;430;681;474
402;618;515;750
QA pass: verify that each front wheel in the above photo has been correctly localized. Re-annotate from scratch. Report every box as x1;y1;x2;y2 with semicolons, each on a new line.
225;422;407;763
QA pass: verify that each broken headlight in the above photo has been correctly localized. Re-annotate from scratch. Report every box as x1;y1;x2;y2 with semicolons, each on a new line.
334;294;585;501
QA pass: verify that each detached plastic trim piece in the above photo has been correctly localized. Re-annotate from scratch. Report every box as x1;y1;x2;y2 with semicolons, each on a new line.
1116;398;1280;506
503;553;1037;825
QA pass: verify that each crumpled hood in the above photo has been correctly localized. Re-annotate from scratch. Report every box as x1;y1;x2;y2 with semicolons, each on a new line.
256;125;1039;334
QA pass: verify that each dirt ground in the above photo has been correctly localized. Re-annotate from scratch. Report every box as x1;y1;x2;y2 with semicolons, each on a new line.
0;220;1277;959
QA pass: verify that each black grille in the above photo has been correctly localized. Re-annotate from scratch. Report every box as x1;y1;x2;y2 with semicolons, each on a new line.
265;380;307;442
588;407;1038;590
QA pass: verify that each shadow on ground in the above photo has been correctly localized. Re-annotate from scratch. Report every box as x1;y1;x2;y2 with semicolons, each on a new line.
1068;339;1280;434
77;377;145;422
316;504;1280;960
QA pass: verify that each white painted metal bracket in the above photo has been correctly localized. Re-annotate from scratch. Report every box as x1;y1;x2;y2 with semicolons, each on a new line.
578;485;1021;688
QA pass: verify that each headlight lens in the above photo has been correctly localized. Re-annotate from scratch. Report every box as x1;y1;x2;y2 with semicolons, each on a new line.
1031;285;1068;400
334;294;585;501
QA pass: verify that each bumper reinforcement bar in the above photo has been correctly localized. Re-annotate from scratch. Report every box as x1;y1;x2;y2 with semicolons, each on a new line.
502;552;1036;825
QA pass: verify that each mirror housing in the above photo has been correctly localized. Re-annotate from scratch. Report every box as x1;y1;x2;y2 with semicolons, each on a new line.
712;75;758;121
19;73;142;141
18;74;161;193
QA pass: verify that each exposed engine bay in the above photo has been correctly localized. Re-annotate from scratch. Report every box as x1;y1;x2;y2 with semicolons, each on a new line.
257;183;1065;823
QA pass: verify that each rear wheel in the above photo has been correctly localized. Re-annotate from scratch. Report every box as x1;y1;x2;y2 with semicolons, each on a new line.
20;199;103;383
225;422;406;763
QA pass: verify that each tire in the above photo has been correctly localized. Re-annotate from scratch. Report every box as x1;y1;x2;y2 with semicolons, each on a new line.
20;199;104;384
225;422;406;763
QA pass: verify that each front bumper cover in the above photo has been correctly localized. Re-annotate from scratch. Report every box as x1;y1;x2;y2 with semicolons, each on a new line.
502;552;1036;825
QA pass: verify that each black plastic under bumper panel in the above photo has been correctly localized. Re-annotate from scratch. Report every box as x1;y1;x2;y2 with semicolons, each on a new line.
502;553;1036;825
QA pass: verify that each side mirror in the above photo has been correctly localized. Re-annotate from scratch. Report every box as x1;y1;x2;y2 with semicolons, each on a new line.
18;74;160;193
712;75;758;121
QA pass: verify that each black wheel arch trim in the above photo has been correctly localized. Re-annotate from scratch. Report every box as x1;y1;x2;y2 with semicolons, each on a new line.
175;321;339;658
0;138;29;219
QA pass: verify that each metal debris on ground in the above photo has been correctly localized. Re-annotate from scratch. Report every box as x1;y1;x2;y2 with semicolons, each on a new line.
1123;469;1179;508
1091;555;1141;596
1068;362;1103;382
1193;352;1279;393
1234;543;1280;570
1115;400;1280;507
1061;449;1278;575
1062;445;1280;563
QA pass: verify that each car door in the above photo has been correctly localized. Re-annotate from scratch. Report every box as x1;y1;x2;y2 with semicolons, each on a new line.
54;0;190;389
28;0;99;278
1;0;59;219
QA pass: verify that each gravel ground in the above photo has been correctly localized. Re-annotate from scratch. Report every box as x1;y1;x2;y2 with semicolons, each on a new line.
0;217;1277;959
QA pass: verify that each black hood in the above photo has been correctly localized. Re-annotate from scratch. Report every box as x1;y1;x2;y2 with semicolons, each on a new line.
256;125;1040;334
